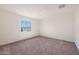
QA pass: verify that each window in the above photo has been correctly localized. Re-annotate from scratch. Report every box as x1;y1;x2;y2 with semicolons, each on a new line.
21;20;31;32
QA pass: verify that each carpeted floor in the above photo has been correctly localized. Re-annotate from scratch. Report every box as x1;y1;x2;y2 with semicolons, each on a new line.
0;36;79;55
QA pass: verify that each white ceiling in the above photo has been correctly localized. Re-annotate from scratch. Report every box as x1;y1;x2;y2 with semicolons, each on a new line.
0;4;76;20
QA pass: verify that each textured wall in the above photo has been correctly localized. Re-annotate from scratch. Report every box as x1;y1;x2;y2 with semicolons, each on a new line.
40;5;75;42
0;9;39;45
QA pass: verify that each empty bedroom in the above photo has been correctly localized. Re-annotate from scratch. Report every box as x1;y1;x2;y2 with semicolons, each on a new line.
0;4;79;55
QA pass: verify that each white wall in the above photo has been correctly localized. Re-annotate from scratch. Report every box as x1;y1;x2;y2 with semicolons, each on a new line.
0;5;77;46
40;5;75;42
75;5;79;50
0;9;39;45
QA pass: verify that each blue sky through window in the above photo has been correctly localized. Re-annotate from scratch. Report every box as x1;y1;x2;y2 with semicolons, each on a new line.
21;20;31;28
